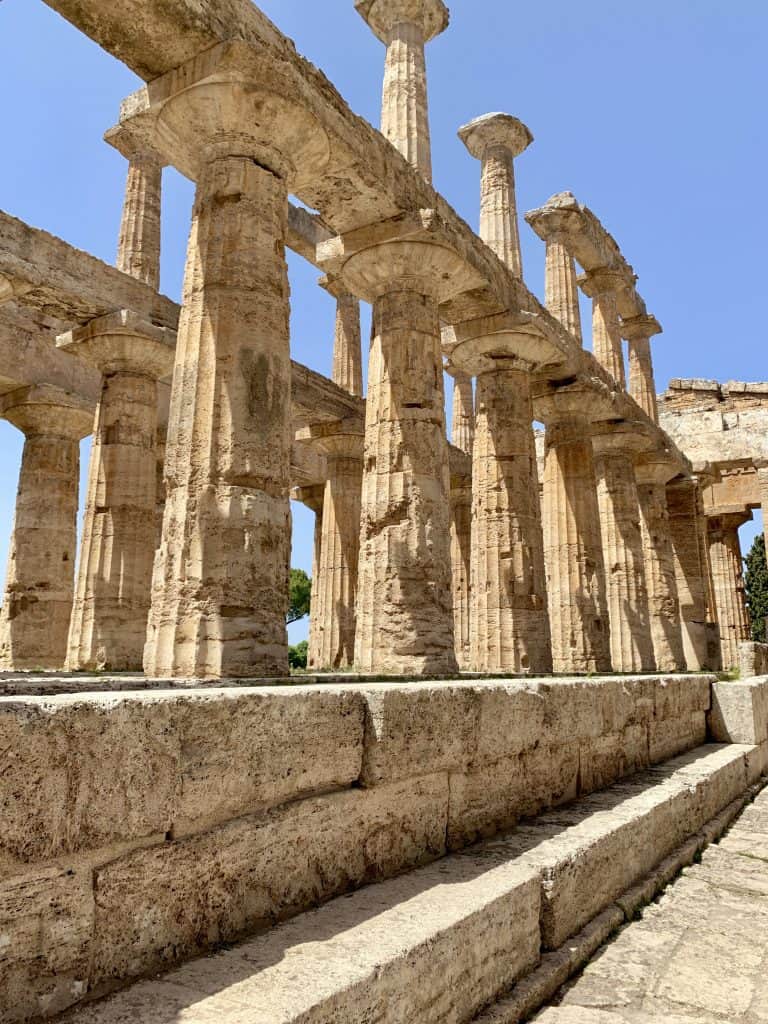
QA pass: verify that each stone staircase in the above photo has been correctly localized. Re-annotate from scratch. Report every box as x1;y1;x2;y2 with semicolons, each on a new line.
59;742;764;1024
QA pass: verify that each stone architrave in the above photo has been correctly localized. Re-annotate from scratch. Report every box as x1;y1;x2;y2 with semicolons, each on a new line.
0;385;92;669
355;0;449;181
448;368;474;669
309;432;364;670
58;311;175;671
580;268;627;387
635;454;686;671
622;313;662;423
451;112;552;673
537;387;611;674
708;512;751;669
142;43;332;678
592;424;656;672
666;474;721;671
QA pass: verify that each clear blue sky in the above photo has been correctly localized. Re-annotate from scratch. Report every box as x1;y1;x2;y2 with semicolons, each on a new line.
0;0;765;644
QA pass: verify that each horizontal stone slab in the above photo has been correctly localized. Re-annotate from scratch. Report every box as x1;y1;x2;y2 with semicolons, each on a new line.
710;677;768;745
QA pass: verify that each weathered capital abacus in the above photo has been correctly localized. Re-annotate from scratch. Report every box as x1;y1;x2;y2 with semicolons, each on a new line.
132;41;330;678
57;310;176;671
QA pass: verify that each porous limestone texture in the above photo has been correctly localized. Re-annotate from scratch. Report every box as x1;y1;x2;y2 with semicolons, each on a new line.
666;475;720;671
59;312;175;672
114;149;162;291
0;674;717;1020
0;386;92;670
580;269;626;387
635;458;686;672
709;676;768;748
623;314;661;423
539;389;611;674
534;784;768;1024
592;427;655;672
740;642;768;679
330;288;363;396
449;370;474;669
708;513;751;669
543;235;582;341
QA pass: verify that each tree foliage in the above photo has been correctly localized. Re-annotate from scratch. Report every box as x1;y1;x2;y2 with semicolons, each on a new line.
287;568;312;624
744;533;768;643
288;640;309;670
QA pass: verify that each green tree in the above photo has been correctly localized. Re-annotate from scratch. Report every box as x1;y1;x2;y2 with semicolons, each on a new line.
744;533;768;643
289;639;309;670
287;568;312;624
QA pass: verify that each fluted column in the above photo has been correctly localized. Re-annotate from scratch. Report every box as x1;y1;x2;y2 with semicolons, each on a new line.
295;484;325;668
635;456;686;671
759;466;768;555
330;289;363;397
116;152;163;290
355;0;448;181
142;44;331;677
0;386;92;669
666;475;720;670
451;370;475;454
58;312;175;671
448;369;474;669
308;435;363;670
622;314;662;423
580;269;627;387
537;389;610;673
708;513;751;669
544;235;582;341
592;426;655;672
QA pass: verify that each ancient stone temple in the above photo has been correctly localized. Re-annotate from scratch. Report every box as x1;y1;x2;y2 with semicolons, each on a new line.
0;3;766;1024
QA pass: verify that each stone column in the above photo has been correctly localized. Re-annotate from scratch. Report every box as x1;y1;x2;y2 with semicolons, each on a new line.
117;153;162;290
355;0;449;181
635;456;686;671
580;269;627;387
666;475;720;671
451;112;551;673
537;388;611;673
309;433;364;670
708;513;751;669
592;425;655;672
57;312;175;671
142;44;331;677
544;234;582;341
448;369;474;670
0;386;92;669
622;314;662;423
759;466;768;554
295;484;325;667
330;289;363;397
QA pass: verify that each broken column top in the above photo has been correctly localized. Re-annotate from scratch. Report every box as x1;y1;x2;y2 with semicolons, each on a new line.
458;112;533;160
355;0;450;43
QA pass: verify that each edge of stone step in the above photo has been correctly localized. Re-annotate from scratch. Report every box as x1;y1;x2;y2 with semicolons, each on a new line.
56;744;760;1024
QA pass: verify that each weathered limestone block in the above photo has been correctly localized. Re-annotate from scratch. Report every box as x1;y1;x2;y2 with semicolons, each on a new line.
592;426;655;672
58;312;175;672
580;268;626;387
538;388;611;674
0;865;95;1023
622;313;662;423
666;474;721;671
739;641;768;678
0;688;364;866
648;710;708;763
144;45;331;677
710;677;768;745
89;773;448;986
708;513;751;670
355;0;449;181
635;456;686;672
0;386;92;670
308;433;363;670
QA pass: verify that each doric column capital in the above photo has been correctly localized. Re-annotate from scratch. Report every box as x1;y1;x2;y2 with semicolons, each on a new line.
578;267;628;299
293;483;325;515
104;120;166;169
458;112;533;161
634;451;679;486
447;310;566;376
621;313;662;342
591;421;654;458
0;384;93;440
355;0;449;43
57;310;176;379
131;41;330;189
534;383;597;424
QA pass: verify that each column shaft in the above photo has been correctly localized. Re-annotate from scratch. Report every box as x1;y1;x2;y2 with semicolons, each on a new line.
145;157;291;677
545;237;582;341
451;370;474;454
636;476;686;671
299;485;324;669
593;441;655;671
708;516;751;669
628;336;659;422
67;372;159;670
592;291;626;387
331;292;363;396
117;154;162;291
542;417;610;673
471;367;551;673
480;147;522;276
355;288;457;673
382;20;432;179
450;475;472;670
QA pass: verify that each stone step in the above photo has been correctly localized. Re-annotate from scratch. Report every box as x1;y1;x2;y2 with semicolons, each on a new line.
60;743;755;1024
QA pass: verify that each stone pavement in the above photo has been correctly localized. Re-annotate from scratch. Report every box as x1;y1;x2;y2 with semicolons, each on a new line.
536;784;768;1023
